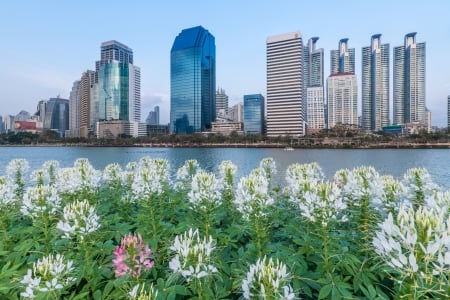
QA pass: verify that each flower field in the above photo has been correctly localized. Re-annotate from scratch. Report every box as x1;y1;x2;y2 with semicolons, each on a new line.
1;157;450;299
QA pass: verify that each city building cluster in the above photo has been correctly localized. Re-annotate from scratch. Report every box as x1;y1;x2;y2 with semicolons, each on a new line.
0;26;435;138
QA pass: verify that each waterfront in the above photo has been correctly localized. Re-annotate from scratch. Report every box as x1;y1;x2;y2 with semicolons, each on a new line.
0;146;449;189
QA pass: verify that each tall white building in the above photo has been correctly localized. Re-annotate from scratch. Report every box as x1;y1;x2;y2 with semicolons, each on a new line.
231;102;243;123
68;80;80;137
393;32;426;125
266;32;304;136
327;74;358;128
361;34;390;132
304;37;325;133
447;95;450;129
331;38;355;75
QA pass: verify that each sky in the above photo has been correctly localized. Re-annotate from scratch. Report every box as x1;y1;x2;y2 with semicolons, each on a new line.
1;0;449;127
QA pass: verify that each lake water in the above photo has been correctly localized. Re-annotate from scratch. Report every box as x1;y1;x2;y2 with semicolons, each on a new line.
0;146;449;189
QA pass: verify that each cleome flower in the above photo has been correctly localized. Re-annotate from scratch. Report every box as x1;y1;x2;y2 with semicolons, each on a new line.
218;160;237;191
285;162;324;196
6;158;30;180
20;253;76;299
188;170;221;210
131;158;171;200
55;158;101;195
20;185;61;219
128;283;158;300
175;159;200;190
56;199;100;241
103;163;125;186
31;160;60;186
169;228;217;281
0;176;17;207
113;233;154;278
242;256;295;300
259;157;277;183
234;168;274;220
402;168;440;208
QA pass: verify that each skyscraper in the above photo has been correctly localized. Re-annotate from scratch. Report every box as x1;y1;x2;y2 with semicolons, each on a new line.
146;106;160;125
243;94;265;135
361;34;390;132
216;88;229;119
266;32;304;136
393;33;426;125
331;38;355;75
170;26;216;134
328;39;358;129
43;97;69;137
79;70;96;137
304;37;325;133
447;95;450;130
68;80;80;137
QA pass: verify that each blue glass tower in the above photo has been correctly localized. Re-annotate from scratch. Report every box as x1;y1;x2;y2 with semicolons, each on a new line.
170;26;216;134
244;94;264;135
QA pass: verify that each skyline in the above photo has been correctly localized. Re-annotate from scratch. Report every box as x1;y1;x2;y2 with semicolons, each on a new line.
1;0;449;127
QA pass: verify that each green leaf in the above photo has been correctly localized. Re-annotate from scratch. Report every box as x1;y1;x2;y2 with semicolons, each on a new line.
318;284;332;299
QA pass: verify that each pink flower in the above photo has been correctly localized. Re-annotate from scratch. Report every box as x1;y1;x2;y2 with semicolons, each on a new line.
112;233;154;278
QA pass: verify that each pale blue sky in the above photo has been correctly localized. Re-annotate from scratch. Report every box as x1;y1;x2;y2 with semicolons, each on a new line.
1;0;449;126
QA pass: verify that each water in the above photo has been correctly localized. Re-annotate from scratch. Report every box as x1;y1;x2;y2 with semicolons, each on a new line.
0;146;449;189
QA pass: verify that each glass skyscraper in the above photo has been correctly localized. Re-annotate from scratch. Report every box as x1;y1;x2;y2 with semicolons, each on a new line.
266;32;304;136
43;97;69;136
361;34;390;132
96;40;141;123
243;94;265;135
331;38;355;75
304;37;325;132
170;26;216;134
393;33;426;125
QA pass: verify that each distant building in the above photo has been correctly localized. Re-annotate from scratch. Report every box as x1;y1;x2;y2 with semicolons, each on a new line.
304;37;325;133
0;116;3;133
146;106;160;125
3;115;14;133
216;88;229;116
170;26;216;134
15;110;31;122
231;102;243;123
43;97;69;137
393;33;426;125
96;40;143;138
448;95;450;129
68;80;80;137
266;32;304;136
243;94;264;135
331;38;355;75
79;70;96;138
362;34;390;132
147;124;169;135
327;74;358;128
211;121;243;135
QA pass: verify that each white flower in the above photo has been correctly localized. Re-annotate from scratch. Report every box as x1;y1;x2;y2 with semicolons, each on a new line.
56;199;100;241
6;158;29;179
234;168;273;220
128;283;158;300
21;185;61;218
169;228;217;281
0;176;17;207
55;159;101;194
242;256;294;300
103;163;125;185
218;160;237;191
188;170;221;210
131;158;171;200
285;162;324;196
20;253;75;299
175;159;200;190
402;168;440;206
259;157;277;182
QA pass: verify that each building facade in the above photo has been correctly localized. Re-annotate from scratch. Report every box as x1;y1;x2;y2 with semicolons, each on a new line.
146;106;160;125
266;32;304;136
448;95;450;130
216;88;229;116
243;94;265;135
43;97;69;136
331;38;355;75
96;40;142;137
68;80;80;137
327;74;358;128
304;37;325;133
231;102;243;123
393;33;426;125
361;34;390;132
170;26;216;134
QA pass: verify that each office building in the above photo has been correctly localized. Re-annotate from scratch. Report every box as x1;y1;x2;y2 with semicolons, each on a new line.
216;88;229;114
170;26;216;134
266;32;304;136
146;106;160;125
231;102;243;123
0;116;3;133
68;80;80;137
304;37;325;133
243;94;264;135
79;70;96;137
362;34;390;132
327;74;358;128
393;33;426;125
96;40;143;137
448;95;450;129
3;115;14;133
43;97;69;136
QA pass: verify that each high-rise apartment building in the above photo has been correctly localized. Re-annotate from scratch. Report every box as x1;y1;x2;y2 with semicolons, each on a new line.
146;106;160;125
68;80;80;137
327;74;358;128
170;26;216;134
331;38;355;75
304;37;325;133
231;102;243;123
266;32;304;136
216;88;229;113
361;34;390;132
328;39;358;129
393;32;426;125
447;95;450;129
79;70;95;137
243;94;265;135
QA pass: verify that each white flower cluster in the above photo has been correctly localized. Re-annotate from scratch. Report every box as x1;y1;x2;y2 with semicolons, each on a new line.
6;158;30;179
56;199;100;241
234;168;274;220
131;158;171;200
20;253;76;299
31;160;60;186
402;168;440;205
259;157;277;182
0;176;17;207
169;228;218;281
373;204;450;280
285;163;324;196
380;175;406;214
293;182;347;226
103;163;125;186
242;256;295;300
21;185;61;218
175;159;200;190
188;170;221;210
128;283;159;300
218;160;237;191
55;158;101;194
